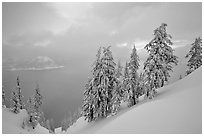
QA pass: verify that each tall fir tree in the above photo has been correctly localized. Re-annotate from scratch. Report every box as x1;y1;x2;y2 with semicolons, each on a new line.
33;82;43;112
115;60;123;79
111;60;123;115
122;62;131;102
26;97;38;129
185;37;202;75
98;46;117;117
82;47;102;122
137;73;145;96
82;46;117;121
82;78;96;122
32;82;43;126
144;23;178;99
16;76;24;109
127;45;140;107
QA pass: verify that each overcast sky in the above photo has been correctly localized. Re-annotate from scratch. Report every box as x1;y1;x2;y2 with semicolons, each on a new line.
2;2;202;65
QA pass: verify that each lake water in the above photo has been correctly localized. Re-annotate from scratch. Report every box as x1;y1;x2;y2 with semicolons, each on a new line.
2;67;89;128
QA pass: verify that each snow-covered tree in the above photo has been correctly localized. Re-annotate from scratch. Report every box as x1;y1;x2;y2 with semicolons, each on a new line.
111;81;122;115
38;111;47;128
26;97;38;129
144;23;178;99
82;78;96;122
11;90;20;113
122;62;130;102
127;45;140;107
115;60;123;79
111;60;123;115
82;47;102;122
137;73;145;96
16;76;24;109
98;46;117;117
33;83;43;113
185;37;202;75
82;46;118;121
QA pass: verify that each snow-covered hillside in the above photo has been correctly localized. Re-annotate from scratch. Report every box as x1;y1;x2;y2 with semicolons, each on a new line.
56;67;202;134
2;108;49;134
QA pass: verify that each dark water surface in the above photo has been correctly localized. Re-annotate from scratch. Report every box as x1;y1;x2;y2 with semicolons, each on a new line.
2;67;88;127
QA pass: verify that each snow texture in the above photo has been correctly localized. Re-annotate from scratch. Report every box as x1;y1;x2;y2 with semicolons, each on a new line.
56;67;202;134
2;108;49;134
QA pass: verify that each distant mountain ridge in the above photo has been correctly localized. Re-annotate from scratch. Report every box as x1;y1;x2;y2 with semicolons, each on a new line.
3;56;64;71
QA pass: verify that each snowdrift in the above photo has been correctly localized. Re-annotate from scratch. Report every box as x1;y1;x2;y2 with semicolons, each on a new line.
2;108;49;134
57;67;202;134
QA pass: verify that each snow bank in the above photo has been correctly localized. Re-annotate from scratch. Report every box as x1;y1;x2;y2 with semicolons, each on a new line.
59;67;201;134
2;108;49;134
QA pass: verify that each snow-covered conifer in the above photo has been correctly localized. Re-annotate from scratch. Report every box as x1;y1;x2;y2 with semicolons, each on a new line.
127;45;140;107
137;73;145;97
115;60;123;79
185;37;202;75
82;46;117;121
111;60;123;115
144;23;178;99
111;81;122;115
11;90;20;113
26;97;38;129
82;78;96;122
122;62;130;102
33;82;43;112
98;46;117;117
16;76;24;109
82;47;103;122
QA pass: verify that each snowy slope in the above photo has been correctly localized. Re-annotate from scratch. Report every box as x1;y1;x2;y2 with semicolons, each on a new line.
57;67;202;134
2;108;49;134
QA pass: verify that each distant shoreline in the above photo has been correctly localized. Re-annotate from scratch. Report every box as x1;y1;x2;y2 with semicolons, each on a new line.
6;66;65;71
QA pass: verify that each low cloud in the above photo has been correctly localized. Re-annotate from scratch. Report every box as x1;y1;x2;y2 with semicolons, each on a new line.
4;30;53;48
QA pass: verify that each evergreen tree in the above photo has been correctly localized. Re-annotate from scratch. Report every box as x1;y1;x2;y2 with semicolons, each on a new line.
82;78;96;122
26;97;38;129
111;81;122;115
38;111;46;128
144;23;178;99
137;73;145;96
98;46;117;117
122;62;131;102
11;90;20;113
111;60;123;115
16;76;24;109
82;47;103;122
82;46;117;121
115;60;123;79
127;45;140;107
32;82;43;127
33;82;43;113
185;37;202;75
